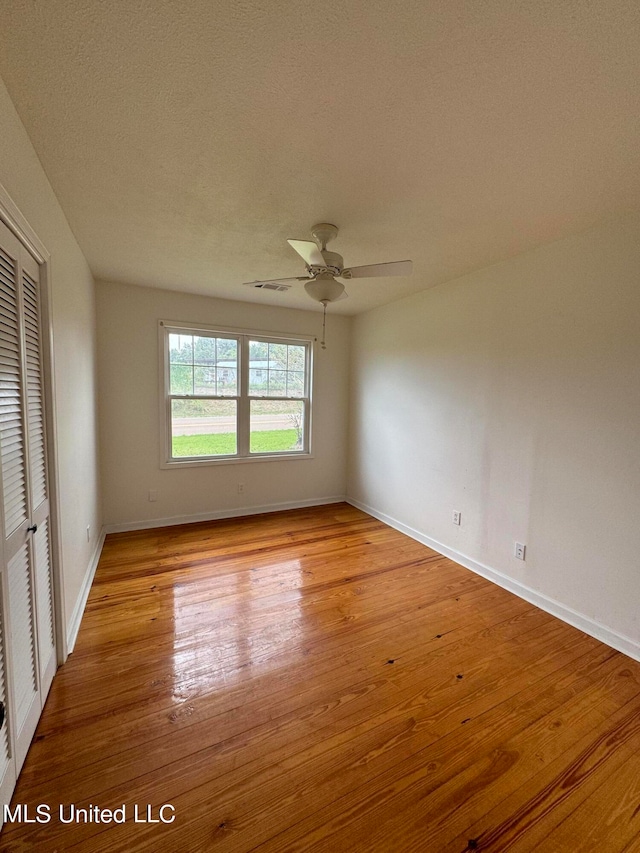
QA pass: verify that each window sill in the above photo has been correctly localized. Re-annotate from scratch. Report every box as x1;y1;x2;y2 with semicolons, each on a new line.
160;452;314;469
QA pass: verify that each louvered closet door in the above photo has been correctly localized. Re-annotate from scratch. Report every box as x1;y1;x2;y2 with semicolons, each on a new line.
0;217;55;786
21;249;56;701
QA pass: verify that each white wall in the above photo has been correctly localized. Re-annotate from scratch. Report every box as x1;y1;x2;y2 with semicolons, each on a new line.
0;77;101;646
348;213;640;654
96;280;350;528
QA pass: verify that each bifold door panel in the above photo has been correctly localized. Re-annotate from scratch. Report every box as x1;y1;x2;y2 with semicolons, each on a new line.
0;217;56;818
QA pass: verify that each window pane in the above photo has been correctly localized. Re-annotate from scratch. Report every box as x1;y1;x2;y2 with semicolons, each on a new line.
268;342;288;369
287;345;306;372
193;335;216;366
268;370;287;396
169;333;193;363
250;400;304;453
248;339;308;400
170;363;193;395
249;367;267;396
194;366;216;395
249;339;268;362
216;337;238;362
287;371;305;397
170;333;238;397
211;336;238;396
217;367;237;396
171;399;237;457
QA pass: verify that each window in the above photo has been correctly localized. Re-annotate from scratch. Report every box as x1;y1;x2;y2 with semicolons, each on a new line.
161;322;312;464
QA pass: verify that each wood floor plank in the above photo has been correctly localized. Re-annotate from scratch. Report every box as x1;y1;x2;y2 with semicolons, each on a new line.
3;503;640;853
534;750;640;853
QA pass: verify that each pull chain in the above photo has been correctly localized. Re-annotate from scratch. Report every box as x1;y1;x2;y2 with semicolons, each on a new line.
321;302;327;349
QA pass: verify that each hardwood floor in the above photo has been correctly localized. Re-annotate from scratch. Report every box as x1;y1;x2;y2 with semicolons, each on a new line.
4;503;640;852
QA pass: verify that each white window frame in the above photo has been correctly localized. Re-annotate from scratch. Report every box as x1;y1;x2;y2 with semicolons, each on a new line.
159;320;314;467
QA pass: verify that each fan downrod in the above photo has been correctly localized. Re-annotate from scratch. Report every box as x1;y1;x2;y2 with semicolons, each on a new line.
311;223;338;250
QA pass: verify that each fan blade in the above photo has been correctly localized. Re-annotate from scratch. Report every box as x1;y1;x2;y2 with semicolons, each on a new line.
287;239;325;267
243;276;309;286
341;260;413;279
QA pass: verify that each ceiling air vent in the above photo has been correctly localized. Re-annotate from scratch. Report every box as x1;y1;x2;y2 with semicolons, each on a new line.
243;281;291;292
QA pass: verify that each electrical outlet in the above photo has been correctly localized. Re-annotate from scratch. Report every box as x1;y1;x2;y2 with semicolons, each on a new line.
452;511;461;526
148;490;157;502
514;542;526;560
238;483;245;494
86;525;91;542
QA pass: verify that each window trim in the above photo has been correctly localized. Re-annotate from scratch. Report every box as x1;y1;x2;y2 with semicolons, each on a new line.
159;320;314;468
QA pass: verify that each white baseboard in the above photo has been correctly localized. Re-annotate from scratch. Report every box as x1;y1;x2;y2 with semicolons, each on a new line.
347;497;640;663
66;527;106;653
104;495;347;534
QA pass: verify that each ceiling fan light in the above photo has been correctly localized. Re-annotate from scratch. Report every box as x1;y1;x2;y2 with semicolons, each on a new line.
304;276;345;304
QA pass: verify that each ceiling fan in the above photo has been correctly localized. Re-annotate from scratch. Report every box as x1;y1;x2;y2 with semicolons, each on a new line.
244;223;412;347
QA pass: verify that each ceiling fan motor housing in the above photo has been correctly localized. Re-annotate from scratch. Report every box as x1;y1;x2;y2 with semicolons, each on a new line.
309;250;343;277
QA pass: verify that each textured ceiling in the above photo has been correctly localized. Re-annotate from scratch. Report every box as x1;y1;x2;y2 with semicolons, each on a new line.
1;1;639;315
